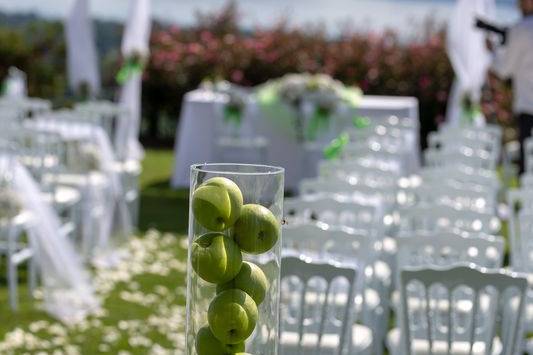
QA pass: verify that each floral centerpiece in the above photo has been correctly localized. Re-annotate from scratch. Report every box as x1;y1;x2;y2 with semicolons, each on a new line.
257;73;362;142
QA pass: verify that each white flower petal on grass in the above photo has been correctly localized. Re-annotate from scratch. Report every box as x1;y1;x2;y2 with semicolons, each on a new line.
98;343;111;352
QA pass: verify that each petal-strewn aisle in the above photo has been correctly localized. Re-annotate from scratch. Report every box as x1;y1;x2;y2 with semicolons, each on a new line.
0;231;188;354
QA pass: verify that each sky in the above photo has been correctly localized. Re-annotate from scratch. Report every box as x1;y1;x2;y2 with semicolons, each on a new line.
0;0;521;35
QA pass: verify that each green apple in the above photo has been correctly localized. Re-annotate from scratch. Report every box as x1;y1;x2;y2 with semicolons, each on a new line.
195;326;245;355
208;289;258;344
232;204;280;254
192;177;243;231
217;261;269;305
191;233;243;284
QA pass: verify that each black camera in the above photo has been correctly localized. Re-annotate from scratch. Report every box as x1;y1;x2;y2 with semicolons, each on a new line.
475;18;508;45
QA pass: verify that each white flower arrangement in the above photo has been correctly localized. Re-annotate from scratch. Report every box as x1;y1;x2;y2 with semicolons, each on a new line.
275;73;360;112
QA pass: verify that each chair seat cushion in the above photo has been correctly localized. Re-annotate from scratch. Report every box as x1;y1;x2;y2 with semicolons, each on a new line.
281;323;372;355
387;328;502;355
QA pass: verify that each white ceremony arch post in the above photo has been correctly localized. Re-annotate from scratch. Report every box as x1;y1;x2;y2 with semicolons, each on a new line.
117;0;152;161
65;0;101;98
446;0;496;127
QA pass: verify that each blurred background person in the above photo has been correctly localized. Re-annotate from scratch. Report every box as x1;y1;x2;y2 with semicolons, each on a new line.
489;0;533;173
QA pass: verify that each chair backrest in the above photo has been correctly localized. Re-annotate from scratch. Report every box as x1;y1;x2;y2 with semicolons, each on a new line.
399;264;527;355
280;255;358;355
283;222;374;270
397;181;498;214
428;129;500;161
395;204;501;236
284;195;383;239
319;156;403;178
14;128;65;193
424;147;497;171
395;232;505;286
299;178;396;211
418;166;500;193
318;159;401;183
0;97;51;117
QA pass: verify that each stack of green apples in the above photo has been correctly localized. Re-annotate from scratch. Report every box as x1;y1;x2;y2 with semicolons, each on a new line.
191;177;280;355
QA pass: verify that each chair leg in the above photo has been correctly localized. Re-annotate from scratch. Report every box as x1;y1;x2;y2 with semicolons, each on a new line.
7;225;19;311
8;259;18;311
28;257;37;297
131;193;139;231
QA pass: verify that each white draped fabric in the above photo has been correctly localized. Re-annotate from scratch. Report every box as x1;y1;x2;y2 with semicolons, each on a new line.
446;0;495;126
121;0;152;57
0;155;99;324
118;72;143;160
118;0;152;160
65;0;101;97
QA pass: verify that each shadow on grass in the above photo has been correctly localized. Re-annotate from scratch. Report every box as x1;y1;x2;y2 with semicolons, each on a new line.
138;179;189;234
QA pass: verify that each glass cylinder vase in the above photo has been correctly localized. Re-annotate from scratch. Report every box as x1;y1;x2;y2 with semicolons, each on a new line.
186;163;284;355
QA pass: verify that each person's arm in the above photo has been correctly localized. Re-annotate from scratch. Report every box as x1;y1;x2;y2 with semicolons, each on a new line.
491;25;523;79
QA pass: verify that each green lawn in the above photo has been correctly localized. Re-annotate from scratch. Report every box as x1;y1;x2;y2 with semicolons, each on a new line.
0;149;190;354
139;149;189;234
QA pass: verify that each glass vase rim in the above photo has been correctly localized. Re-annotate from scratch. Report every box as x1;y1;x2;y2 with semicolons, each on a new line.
190;163;284;176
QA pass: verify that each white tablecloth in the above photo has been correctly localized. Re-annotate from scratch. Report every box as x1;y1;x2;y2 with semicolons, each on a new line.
171;90;419;190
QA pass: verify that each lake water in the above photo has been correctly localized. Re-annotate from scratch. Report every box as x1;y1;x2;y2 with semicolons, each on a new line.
0;0;520;35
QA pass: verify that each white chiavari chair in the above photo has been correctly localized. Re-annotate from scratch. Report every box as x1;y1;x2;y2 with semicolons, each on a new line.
387;265;526;355
283;222;388;354
279;255;373;355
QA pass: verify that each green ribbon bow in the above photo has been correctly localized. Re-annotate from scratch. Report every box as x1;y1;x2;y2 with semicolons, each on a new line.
224;104;243;127
462;104;482;125
352;116;370;129
324;132;350;160
306;106;331;141
116;58;144;85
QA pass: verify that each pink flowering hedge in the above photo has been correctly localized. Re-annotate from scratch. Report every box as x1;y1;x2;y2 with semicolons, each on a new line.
143;3;514;145
145;26;452;145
